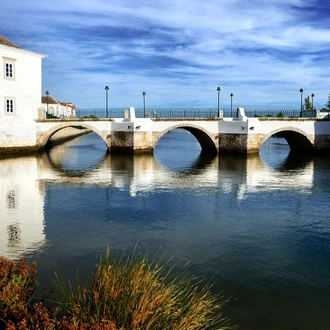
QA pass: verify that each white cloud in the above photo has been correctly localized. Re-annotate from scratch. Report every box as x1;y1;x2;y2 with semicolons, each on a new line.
1;0;330;108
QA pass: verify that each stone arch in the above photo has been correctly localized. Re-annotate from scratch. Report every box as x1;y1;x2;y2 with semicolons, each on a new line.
154;123;218;153
259;126;315;152
37;122;109;149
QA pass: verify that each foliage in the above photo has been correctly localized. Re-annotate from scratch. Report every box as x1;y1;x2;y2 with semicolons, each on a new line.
276;111;284;118
83;115;98;119
46;113;60;119
304;95;314;111
0;251;237;330
325;93;330;111
0;257;38;326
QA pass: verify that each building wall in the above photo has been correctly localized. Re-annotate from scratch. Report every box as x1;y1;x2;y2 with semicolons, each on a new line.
0;43;45;147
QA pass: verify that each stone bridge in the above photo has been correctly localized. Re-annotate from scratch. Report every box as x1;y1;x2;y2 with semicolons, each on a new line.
36;107;330;155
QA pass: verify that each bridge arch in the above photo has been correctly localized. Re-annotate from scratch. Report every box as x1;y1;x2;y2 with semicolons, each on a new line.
260;126;315;153
154;123;218;153
37;122;110;149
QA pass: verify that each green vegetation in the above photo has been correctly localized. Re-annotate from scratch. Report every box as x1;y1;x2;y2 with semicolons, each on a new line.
46;113;60;119
0;249;237;330
84;114;98;119
325;93;330;112
304;95;314;110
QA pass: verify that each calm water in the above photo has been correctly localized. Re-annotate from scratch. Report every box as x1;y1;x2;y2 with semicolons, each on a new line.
1;130;330;329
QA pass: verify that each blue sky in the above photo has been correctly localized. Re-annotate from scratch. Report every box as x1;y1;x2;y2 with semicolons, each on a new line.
1;0;330;109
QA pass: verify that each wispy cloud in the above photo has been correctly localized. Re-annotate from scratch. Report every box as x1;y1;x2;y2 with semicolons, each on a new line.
1;0;330;108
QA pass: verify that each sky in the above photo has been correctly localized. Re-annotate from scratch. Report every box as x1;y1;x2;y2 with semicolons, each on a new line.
1;0;330;109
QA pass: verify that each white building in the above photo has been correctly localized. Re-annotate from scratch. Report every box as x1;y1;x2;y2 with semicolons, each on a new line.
41;95;76;118
0;36;47;148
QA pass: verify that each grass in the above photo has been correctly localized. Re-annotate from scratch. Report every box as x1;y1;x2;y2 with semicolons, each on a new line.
0;248;237;330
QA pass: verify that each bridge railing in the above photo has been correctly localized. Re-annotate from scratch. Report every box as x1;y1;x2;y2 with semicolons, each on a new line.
75;108;310;119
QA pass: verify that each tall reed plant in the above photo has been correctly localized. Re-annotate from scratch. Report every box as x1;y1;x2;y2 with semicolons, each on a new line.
54;247;237;330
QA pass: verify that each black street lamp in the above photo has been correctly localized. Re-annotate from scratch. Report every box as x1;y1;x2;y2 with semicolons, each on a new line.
142;91;146;118
105;86;109;118
300;88;304;111
217;87;221;117
217;87;221;118
230;93;234;117
45;91;49;114
311;93;315;110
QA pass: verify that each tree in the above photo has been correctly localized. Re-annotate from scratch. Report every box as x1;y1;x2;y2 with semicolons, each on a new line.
304;95;313;110
325;93;330;111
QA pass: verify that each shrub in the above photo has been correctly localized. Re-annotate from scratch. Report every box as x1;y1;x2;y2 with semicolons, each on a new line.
0;257;38;325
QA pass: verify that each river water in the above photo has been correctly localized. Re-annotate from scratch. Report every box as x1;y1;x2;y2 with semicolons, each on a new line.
1;130;330;329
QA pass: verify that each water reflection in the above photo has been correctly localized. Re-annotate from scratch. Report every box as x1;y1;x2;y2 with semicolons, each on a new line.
0;133;316;260
1;132;329;330
0;156;49;260
260;136;314;171
46;133;108;177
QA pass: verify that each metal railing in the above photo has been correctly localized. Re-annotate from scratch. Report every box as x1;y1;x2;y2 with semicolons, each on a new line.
72;107;316;119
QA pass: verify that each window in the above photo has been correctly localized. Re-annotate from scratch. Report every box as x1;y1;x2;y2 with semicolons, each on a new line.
2;56;16;80
6;62;13;78
5;97;15;115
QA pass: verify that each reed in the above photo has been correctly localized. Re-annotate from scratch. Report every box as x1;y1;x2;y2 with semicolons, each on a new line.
0;250;237;329
54;247;237;329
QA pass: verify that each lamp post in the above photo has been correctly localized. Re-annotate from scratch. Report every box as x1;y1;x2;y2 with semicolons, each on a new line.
217;87;221;117
311;93;315;110
105;86;109;118
300;88;304;111
230;93;234;117
45;91;49;114
142;91;146;118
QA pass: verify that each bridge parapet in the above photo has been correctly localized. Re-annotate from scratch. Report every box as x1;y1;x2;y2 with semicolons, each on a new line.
2;107;330;156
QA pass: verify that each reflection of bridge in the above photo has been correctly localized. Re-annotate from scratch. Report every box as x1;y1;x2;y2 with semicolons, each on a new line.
0;148;315;259
40;149;314;198
36;107;330;154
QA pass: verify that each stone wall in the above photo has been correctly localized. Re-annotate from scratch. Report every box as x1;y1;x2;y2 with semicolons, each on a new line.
219;133;249;154
314;134;330;153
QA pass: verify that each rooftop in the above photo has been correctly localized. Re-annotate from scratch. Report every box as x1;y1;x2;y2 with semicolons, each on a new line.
0;36;22;49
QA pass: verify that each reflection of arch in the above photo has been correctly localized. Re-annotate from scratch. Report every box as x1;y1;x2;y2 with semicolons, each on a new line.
44;140;108;177
38;123;109;149
175;152;217;175
260;127;314;153
154;124;218;153
276;151;314;171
